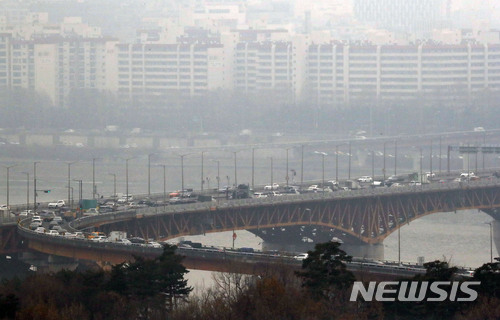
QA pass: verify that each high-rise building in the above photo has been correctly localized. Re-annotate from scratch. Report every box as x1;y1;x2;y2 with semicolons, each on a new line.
353;0;446;36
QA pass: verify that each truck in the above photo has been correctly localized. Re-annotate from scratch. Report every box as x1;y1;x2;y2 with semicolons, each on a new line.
108;231;127;242
48;200;65;209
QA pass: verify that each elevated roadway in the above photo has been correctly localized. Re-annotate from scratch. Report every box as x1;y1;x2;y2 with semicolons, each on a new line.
6;178;500;273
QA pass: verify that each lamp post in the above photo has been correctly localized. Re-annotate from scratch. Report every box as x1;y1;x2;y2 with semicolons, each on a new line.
314;151;327;190
486;222;493;263
394;140;398;176
108;173;116;201
200;151;205;192
179;154;191;195
4;164;17;208
371;150;375;180
125;157;137;203
251;148;255;191
420;147;423;184
21;172;29;211
429;141;433;177
67;161;79;210
269;157;274;190
285;147;290;187
348;142;352;180
212;160;220;192
301;145;304;187
335;144;341;183
33;162;39;212
160;165;166;209
233;151;238;187
92;157;99;199
73;179;83;212
148;153;156;197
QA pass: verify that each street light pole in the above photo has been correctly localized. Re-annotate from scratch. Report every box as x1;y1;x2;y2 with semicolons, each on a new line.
148;153;153;197
108;173;116;201
486;222;493;263
335;145;339;183
201;151;205;192
73;179;83;212
125;157;136;203
301;145;304;187
285;148;290;187
21;172;29;211
348;142;352;180
371;150;375;180
68;161;78;210
251;148;255;191
92;157;99;199
161;165;166;209
314;151;327;190
4;165;16;208
270;157;273;190
33;162;38;212
233;151;238;187
394;140;398;176
212;160;220;192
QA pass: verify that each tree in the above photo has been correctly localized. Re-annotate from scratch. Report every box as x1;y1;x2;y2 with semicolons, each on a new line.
296;241;355;301
119;244;192;318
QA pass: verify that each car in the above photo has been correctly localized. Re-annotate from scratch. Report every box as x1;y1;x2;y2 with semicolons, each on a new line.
90;235;107;241
253;192;267;198
29;222;42;230
47;230;60;236
116;238;132;245
91;235;108;242
408;181;422;186
307;185;319;191
31;216;42;224
264;183;279;190
293;253;308;260
218;186;232;193
50;225;63;231
460;172;475;178
357;176;373;183
425;172;436;178
40;211;55;222
35;226;45;233
19;210;34;217
129;237;146;245
52;216;63;224
147;241;163;248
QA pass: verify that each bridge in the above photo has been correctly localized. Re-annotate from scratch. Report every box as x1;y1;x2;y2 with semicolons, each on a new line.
73;179;500;245
1;178;497;272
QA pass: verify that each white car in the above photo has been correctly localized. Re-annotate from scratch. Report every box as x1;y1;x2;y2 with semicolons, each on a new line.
293;253;309;260
147;241;163;248
307;185;319;191
460;172;475;178
264;183;279;190
357;176;373;183
47;230;60;236
253;192;267;198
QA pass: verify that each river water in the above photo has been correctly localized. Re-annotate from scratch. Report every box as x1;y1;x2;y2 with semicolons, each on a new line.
0;157;496;289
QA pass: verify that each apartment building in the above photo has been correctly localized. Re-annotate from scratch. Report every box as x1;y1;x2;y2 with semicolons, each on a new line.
115;42;226;107
305;42;500;106
234;41;294;103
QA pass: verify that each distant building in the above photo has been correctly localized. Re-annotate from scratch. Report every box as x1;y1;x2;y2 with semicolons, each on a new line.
305;42;500;106
353;0;446;37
